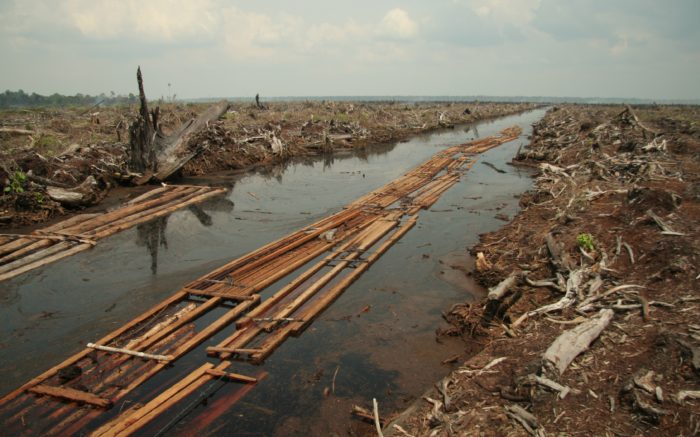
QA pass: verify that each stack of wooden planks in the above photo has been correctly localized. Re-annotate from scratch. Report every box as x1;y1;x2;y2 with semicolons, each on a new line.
0;185;227;282
0;127;521;436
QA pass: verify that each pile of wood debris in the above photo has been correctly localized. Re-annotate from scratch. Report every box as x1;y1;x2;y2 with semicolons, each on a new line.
385;105;700;436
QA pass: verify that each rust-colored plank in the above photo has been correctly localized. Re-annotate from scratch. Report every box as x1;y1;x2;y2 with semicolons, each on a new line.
28;385;112;408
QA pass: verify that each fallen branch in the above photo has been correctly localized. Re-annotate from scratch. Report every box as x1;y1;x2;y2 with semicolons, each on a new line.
542;308;614;375
515;269;584;326
528;374;580;399
646;209;685;236
26;170;72;189
458;356;507;376
677;390;700;403
504;404;542;436
577;284;643;312
525;276;564;292
0;127;35;135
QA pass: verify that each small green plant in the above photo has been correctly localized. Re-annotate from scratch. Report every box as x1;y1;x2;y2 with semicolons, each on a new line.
576;233;595;251
4;171;27;194
33;191;44;204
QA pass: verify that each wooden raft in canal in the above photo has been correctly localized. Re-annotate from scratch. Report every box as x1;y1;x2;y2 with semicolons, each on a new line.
0;185;227;283
0;127;521;436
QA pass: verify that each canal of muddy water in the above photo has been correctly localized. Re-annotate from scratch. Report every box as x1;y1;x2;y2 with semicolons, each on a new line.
0;108;546;435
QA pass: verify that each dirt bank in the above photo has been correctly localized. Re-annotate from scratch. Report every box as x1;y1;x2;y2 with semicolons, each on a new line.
386;104;700;436
0;101;536;227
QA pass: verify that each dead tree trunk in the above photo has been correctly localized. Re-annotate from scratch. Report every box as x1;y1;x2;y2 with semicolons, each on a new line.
127;67;230;185
129;66;157;174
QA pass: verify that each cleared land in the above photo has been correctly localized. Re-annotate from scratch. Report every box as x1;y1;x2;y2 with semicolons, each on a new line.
0;101;535;227
387;104;700;437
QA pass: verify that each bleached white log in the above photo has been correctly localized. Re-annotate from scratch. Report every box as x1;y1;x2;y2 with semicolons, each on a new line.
542;309;614;375
87;343;173;362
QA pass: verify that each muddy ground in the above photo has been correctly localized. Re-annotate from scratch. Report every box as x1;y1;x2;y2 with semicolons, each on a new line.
384;104;700;436
0;100;535;227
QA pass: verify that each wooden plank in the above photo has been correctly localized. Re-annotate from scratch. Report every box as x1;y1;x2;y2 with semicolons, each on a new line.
260;217;399;332
289;217;417;336
0;238;54;265
28;385;112;408
38;213;102;234
127;297;222;352
92;363;215;437
91;187;227;240
0;243;92;283
85;187;209;237
0;291;187;407
86;343;173;362
124;186;171;205
206;347;263;355
205;369;257;383
61;186;192;235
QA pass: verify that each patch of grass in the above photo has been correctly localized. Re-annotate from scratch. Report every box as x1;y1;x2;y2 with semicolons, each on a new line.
35;134;62;154
333;112;351;123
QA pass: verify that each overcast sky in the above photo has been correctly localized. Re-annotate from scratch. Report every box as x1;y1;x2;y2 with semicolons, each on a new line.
1;0;698;100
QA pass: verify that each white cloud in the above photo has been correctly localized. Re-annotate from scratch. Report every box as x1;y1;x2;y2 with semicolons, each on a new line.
379;8;418;39
64;0;219;41
0;1;697;99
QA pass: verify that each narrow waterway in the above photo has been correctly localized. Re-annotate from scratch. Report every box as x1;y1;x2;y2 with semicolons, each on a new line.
0;108;546;435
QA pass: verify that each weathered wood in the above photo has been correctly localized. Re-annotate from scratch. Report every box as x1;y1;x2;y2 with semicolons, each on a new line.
487;273;519;301
28;385;112;408
0;291;188;407
128;66;156;174
206;347;263;355
0;185;225;283
153;100;230;182
92;363;215;437
86;343;173;362
0;127;35;135
545;233;573;272
46;176;100;208
542;309;614;375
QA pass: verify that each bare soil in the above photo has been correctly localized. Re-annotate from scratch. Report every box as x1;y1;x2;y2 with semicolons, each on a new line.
384;104;700;436
0;101;536;227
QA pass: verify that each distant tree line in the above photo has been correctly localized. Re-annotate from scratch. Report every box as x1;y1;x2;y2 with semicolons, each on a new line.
0;90;138;108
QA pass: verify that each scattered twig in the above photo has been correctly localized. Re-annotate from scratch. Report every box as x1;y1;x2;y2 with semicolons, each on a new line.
373;398;384;437
332;365;340;394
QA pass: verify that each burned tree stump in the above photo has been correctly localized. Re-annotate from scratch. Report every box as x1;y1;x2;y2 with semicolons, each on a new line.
129;67;158;175
128;67;230;185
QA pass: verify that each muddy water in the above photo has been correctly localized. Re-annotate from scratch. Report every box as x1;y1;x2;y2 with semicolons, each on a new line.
0;108;546;435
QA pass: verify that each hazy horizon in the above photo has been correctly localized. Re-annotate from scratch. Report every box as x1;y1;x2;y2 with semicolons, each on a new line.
2;1;698;101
